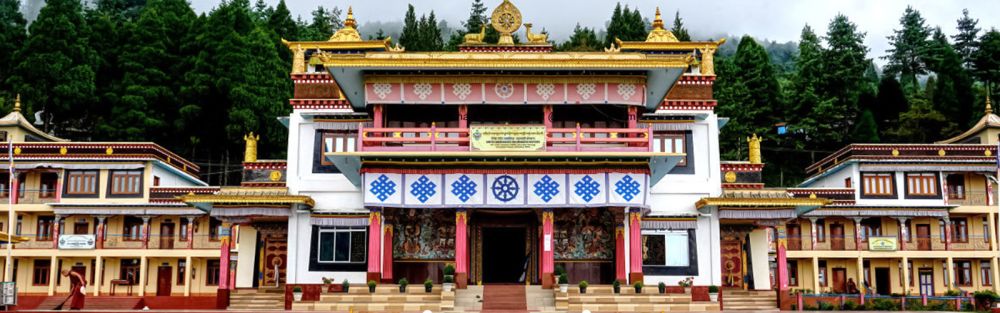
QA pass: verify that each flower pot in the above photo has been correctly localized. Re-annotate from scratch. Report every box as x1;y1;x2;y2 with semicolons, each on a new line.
425;285;433;293
399;285;407;293
613;286;620;294
322;285;330;294
343;285;350;293
443;283;454;292
579;286;587;294
559;284;568;293
292;292;303;301
368;286;376;293
709;292;719;302
634;286;642;294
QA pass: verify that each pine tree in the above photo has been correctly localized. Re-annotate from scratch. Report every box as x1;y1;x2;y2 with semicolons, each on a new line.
973;29;1000;89
883;6;932;88
874;76;908;129
786;25;836;147
886;96;949;143
714;36;782;160
420;11;443;51
252;0;271;23
851;109;880;143
604;4;645;47
952;9;980;70
558;24;601;52
926;28;975;129
445;0;500;50
267;0;297;40
6;0;99;133
300;6;341;41
670;10;690;41
399;4;419;50
817;14;869;145
86;0;138;138
228;25;291;153
0;0;27;98
713;56;754;160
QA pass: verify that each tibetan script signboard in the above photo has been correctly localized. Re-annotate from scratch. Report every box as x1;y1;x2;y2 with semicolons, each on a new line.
58;235;96;250
868;237;897;251
470;125;546;151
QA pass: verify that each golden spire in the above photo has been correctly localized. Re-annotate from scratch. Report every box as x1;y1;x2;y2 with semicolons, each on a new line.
748;134;762;164
344;6;356;29
645;7;678;43
651;7;664;31
13;94;21;112
329;6;361;42
244;132;260;163
987;87;994;115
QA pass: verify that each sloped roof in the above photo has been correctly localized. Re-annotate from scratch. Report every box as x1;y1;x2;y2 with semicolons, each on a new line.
0;108;67;142
936;112;1000;144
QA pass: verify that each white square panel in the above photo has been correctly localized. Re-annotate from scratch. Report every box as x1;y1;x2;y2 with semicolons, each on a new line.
444;174;485;206
485;174;526;205
403;174;444;205
568;173;607;205
527;174;567;205
364;173;402;205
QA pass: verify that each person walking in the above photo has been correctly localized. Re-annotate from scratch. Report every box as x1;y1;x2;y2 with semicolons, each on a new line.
59;269;87;310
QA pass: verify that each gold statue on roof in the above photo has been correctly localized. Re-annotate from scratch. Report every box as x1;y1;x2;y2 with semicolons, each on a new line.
748;134;762;164
244;132;260;163
524;23;548;44
329;6;361;42
645;7;679;43
491;0;522;45
464;25;486;44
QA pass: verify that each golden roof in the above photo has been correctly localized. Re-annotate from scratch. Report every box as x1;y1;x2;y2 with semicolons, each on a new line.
645;7;678;43
1;95;68;142
181;187;315;207
696;189;831;209
0;231;29;244
329;6;361;42
937;90;1000;144
316;51;693;69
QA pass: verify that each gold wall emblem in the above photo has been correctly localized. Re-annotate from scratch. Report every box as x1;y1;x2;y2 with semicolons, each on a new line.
13;147;21;155
106;147;114;155
269;170;283;182
724;171;737;183
891;149;899;156
938;149;946;156
986;149;993;157
490;0;522;45
59;147;67;155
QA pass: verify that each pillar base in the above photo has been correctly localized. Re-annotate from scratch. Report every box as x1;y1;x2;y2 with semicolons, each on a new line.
216;289;230;309
456;272;468;289
366;272;381;283
541;272;554;289
629;272;643;285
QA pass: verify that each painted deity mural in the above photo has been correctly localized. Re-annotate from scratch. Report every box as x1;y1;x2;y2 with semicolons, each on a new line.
392;209;456;260
553;208;614;260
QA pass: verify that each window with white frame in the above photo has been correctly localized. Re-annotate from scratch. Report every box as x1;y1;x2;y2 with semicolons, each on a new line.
641;230;690;267
905;172;939;197
653;132;687;166
317;227;367;263
861;173;895;196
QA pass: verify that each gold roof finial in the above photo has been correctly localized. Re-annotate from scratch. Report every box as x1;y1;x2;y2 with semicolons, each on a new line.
651;7;664;31
987;87;994;115
645;7;678;43
13;94;21;112
329;6;361;42
244;132;260;163
748;133;763;164
344;6;356;29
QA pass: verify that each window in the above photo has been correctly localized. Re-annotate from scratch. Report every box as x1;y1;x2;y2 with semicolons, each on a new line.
861;219;881;241
654;132;687;166
0;173;9;197
952;218;968;243
316;130;355;172
110;170;142;195
209;218;225;241
39;173;58;198
16;215;22;236
119;259;139;285
905;173;939;197
940;220;947;242
32;259;50;286
844;178;852;188
982;261;993;286
317;227;367;263
177;259;186;285
947;174;966;199
179;222;188;241
985;217;991;243
788;260;799;286
122;216;144;241
861;173;895;197
206;260;221;286
36;216;54;241
818;260;828;287
641;230;691;267
153;176;160;187
65;170;99;196
955;260;972;286
815;219;826;242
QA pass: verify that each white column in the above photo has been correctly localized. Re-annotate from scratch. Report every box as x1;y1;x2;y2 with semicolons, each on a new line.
992;257;1000;293
47;255;58;296
93;256;102;296
812;257;820;294
184;256;193;296
901;256;910;294
946;256;955;289
138;256;148;296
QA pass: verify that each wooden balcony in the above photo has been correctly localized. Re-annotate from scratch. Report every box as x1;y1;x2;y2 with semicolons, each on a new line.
356;125;653;153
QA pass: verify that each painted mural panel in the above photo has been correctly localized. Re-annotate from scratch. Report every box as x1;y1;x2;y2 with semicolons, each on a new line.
553;208;614;260
392;209;456;260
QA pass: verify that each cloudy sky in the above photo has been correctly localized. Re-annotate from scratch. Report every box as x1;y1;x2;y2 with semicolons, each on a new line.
193;0;997;62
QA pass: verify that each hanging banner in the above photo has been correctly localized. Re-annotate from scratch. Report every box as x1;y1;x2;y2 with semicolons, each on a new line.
58;235;96;250
868;237;897;251
470;125;546;151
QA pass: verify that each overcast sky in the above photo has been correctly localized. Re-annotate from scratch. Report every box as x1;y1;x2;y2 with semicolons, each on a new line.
192;0;997;64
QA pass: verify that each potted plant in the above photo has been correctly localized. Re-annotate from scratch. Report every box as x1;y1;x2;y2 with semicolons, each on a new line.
342;279;350;293
321;277;333;293
424;278;434;293
554;264;565;285
558;274;569;293
658;282;666;294
398;278;408;293
678;276;693;293
708;285;720;302
612;280;621;294
292;286;303;301
443;264;456;292
367;280;377;293
633;281;643;294
578;280;588;294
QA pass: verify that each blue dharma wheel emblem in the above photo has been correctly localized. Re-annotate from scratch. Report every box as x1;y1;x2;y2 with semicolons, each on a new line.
492;175;520;202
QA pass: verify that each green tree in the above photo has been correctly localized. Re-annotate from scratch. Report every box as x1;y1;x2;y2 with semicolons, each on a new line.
605;3;645;47
399;4;420;50
0;0;27;98
786;25;825;124
252;0;271;23
267;0;297;40
6;0;99;133
558;24;601;52
883;6;932;88
816;14;869;146
671;10;690;41
713;56;753;160
886;96;950;143
874;76;908;130
715;36;782;160
851;109;880;143
417;11;443;51
445;0;501;50
227;25;291;153
926;28;975;129
973;29;1000;89
300;6;341;41
952;9;980;70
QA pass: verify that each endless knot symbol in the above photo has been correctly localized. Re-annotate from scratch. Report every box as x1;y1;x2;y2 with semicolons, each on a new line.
576;83;596;100
450;175;478;202
372;83;393;99
614;175;641;202
491;175;519;202
617;84;636;100
536;83;556;100
409;175;437;203
533;175;560;203
369;174;397;202
495;83;515;99
413;83;433;100
452;84;472;100
574;175;601;202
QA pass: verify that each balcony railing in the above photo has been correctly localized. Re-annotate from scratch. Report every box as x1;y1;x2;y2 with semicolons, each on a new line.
947;191;997;206
9;189;58;204
787;234;992;251
356;125;653;152
8;234;55;249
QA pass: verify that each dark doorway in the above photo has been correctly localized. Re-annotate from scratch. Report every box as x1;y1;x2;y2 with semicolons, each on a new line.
787;224;801;250
916;224;931;250
73;222;88;235
482;227;526;283
832;268;847;293
830;224;845;250
156;265;172;296
160;222;175;249
875;267;890;295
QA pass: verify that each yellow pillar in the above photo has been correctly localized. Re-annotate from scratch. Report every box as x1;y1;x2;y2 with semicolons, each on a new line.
856;256;865;294
946;256;955;289
138;256;148;296
901;256;910;295
992;257;1000;293
184;256;193;296
47;255;58;296
812;257;820;294
93;256;102;296
989;213;998;251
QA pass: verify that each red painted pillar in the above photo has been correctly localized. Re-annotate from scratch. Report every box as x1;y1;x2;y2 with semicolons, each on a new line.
628;209;643;284
187;217;195;250
541;209;555;288
367;210;382;283
382;225;394;282
54;172;62;202
11;175;19;205
373;104;384;128
615;223;626;282
459;105;469;129
627;106;637;129
141;217;151;249
543;105;553;129
51;215;61;248
95;216;105;249
944;218;952;250
455;210;468;288
216;221;232;309
897;217;908;251
853;218;863;251
776;225;789;291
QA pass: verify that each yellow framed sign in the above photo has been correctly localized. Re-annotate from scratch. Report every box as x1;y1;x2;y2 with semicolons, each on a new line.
470;125;546;151
868;237;897;251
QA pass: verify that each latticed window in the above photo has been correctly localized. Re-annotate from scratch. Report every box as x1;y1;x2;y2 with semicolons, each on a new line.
653;132;686;166
110;170;142;195
861;173;894;196
905;173;938;196
65;170;99;195
317;227;367;263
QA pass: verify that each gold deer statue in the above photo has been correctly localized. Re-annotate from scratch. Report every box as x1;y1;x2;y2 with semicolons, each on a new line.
524;23;548;44
463;25;486;44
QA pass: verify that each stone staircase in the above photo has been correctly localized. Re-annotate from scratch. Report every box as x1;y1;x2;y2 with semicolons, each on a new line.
556;285;720;313
228;288;285;310
291;284;451;312
482;285;527;312
33;296;143;310
722;289;779;311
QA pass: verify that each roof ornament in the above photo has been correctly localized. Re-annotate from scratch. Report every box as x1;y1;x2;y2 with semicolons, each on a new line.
491;0;522;45
244;132;259;163
329;6;361;42
13;94;21;112
987;86;993;115
463;25;487;45
524;23;548;44
645;7;678;43
748;133;762;164
604;42;620;53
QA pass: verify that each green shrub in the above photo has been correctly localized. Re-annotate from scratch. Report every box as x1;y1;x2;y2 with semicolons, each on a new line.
292;286;302;293
554;265;565;276
443;275;454;283
868;298;897;311
398;278;408;287
443;264;455;276
558;274;568;284
708;285;719;293
843;300;859;310
578;280;588;288
817;301;835;311
424;279;433;288
945;289;962;296
367;280;377;288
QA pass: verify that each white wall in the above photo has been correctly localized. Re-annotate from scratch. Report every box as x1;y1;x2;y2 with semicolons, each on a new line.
235;226;258;288
749;228;771;290
151;162;202;187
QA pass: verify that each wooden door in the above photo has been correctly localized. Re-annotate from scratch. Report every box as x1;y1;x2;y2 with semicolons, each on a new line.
832;268;847;293
787;225;801;250
156;266;172;296
875;268;890;295
918;269;934;295
160;223;175;249
830;224;845;250
916;224;931;250
73;223;88;235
